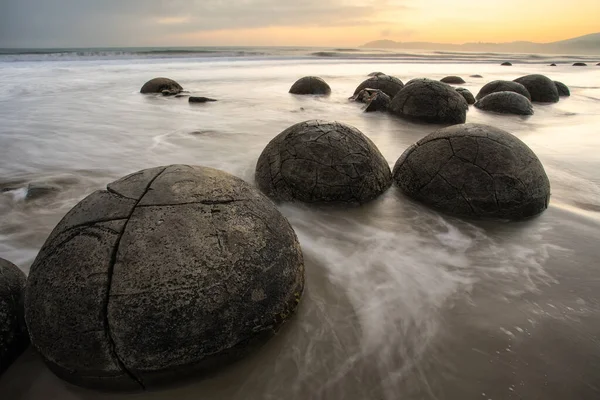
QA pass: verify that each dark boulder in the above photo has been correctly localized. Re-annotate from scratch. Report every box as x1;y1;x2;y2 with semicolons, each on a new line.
25;183;60;201
474;92;534;115
573;62;587;66
368;72;386;77
289;76;331;95
140;78;183;94
456;88;476;105
392;123;550;219
501;62;512;66
550;63;557;66
513;74;559;103
0;258;29;375
353;75;404;98
189;96;218;103
440;76;466;84
255;120;391;205
476;80;531;101
24;165;304;390
350;88;391;112
470;75;483;78
389;78;469;124
554;81;570;97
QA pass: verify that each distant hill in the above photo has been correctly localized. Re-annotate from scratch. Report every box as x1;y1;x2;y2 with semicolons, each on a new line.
362;33;600;55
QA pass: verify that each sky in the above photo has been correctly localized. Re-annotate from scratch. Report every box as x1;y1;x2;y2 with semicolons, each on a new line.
1;0;599;48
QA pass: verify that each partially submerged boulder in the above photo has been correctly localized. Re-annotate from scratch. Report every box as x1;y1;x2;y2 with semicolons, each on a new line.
476;80;531;101
573;62;587;66
440;76;466;84
255;120;391;205
392;123;550;219
189;96;218;103
456;88;475;105
353;75;404;98
140;78;183;94
513;74;559;103
474;91;534;115
25;183;60;201
501;62;512;66
470;75;483;78
554;81;570;97
289;76;331;95
25;165;305;390
550;63;557;66
388;78;469;124
350;89;391;112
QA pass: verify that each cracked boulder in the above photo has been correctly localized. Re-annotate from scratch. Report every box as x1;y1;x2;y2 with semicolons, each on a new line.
1;258;29;375
474;91;534;115
554;81;570;97
456;88;475;105
393;123;550;220
353;75;404;98
476;80;531;101
350;88;391;112
440;76;465;84
140;78;183;94
24;165;305;391
289;76;331;95
255;120;392;205
389;78;469;124
513;74;559;103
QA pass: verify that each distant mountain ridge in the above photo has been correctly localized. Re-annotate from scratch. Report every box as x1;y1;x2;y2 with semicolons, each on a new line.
362;33;600;55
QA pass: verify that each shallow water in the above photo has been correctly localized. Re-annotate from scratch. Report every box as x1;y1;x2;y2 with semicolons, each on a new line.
1;54;600;399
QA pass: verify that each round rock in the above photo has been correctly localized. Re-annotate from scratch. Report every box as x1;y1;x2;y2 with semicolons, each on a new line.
456;88;476;105
389;78;469;124
392;123;550;219
140;78;183;94
554;81;570;97
513;74;559;103
353;75;404;98
0;258;29;375
476;80;531;101
474;91;534;115
501;62;512;66
440;76;466;84
25;165;305;390
351;88;391;112
550;63;557;66
573;62;587;66
289;76;331;95
255;120;392;205
470;74;483;78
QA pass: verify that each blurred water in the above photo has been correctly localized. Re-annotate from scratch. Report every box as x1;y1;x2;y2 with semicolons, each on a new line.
0;56;599;399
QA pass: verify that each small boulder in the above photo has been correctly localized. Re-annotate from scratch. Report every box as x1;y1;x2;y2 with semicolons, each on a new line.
470;75;483;78
289;76;331;95
476;80;531;101
501;62;512;66
255;120;392;205
388;78;469;124
513;74;559;103
392;123;550;219
140;78;183;94
0;258;29;375
456;88;476;105
440;76;466;84
189;96;218;103
350;89;391;112
550;63;557;66
368;72;386;77
474;91;534;115
353;75;404;98
573;62;587;66
25;183;60;201
554;81;570;97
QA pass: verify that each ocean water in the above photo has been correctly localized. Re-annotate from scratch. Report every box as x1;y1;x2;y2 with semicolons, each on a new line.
0;48;600;399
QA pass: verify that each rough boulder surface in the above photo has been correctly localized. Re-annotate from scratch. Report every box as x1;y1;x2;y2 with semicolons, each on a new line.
351;89;391;112
501;62;512;66
255;120;392;205
554;81;570;97
474;91;534;115
289;76;331;95
513;74;559;103
393;123;550;219
476;80;531;101
140;78;183;94
24;165;305;391
456;88;476;105
0;258;29;375
440;76;466;84
353;75;404;98
389;79;469;124
573;62;587;66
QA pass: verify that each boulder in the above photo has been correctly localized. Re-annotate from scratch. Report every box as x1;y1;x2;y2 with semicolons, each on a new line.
140;78;183;94
573;62;587;66
550;63;557;66
476;80;531;101
289;76;331;95
255;120;391;205
440;76;466;84
470;75;483;78
501;62;512;66
392;123;550;219
456;88;476;105
474;92;534;115
353;75;404;98
513;74;559;103
24;165;305;390
350;88;391;112
388;78;469;124
25;183;60;201
0;258;29;375
368;72;386;77
189;96;218;103
554;81;570;97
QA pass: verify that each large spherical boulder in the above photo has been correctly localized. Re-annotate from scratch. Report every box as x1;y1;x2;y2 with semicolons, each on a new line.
255;120;391;205
289;76;331;95
389;79;469;124
351;88;391;112
554;81;570;97
476;80;531;101
25;165;305;390
513;74;559;103
440;76;466;84
474;92;534;115
456;88;475;105
393;123;550;219
0;258;29;375
140;78;183;94
353;75;404;98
